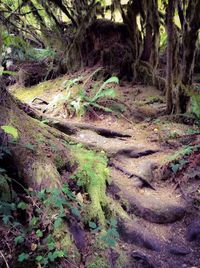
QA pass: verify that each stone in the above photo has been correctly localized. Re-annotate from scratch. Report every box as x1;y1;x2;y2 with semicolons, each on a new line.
131;251;156;268
118;220;163;251
125;187;187;224
168;246;191;255
186;220;200;242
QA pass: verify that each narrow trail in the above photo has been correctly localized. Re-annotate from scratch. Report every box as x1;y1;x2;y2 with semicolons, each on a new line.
74;122;199;268
10;77;200;268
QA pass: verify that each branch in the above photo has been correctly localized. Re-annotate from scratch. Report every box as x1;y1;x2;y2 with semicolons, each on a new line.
49;0;77;27
0;250;9;268
1;8;44;16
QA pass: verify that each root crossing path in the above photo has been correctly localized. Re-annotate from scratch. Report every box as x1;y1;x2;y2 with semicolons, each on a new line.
68;117;199;268
16;86;200;267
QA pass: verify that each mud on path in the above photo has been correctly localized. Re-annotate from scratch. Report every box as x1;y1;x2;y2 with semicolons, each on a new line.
10;69;200;268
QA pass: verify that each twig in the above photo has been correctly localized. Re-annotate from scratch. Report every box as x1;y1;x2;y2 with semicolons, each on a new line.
0;250;9;268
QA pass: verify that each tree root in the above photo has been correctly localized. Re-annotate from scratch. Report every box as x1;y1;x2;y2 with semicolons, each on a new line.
109;161;156;190
158;113;198;125
18;101;132;138
137;61;166;91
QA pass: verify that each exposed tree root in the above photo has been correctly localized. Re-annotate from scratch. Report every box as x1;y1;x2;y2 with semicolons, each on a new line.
137;61;166;91
0;87;130;265
17;101;132;139
158;113;198;125
109;161;156;190
116;148;160;158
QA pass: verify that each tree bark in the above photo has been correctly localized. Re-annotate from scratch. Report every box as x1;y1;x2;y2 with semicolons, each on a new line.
0;85;70;190
166;0;175;114
176;0;200;113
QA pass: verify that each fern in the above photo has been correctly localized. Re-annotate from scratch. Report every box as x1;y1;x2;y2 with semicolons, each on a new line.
61;74;119;117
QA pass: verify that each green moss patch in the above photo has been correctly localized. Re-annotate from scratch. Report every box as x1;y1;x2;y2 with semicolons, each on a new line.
70;144;110;225
10;76;68;103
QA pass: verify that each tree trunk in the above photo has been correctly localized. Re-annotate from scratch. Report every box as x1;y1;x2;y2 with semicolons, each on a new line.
141;3;153;62
0;83;127;229
0;85;70;190
166;0;175;114
176;28;198;113
176;0;200;113
150;0;160;70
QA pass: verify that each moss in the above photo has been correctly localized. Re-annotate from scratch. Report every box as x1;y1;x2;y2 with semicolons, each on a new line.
70;144;109;225
53;223;81;264
30;160;61;188
86;255;110;268
35;133;45;144
10;75;67;102
54;155;66;169
69;144;130;225
115;252;129;268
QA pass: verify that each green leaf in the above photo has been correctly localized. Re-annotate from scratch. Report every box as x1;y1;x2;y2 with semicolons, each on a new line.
0;70;17;76
62;184;76;200
101;235;116;247
15;235;24;245
17;202;28;210
41;119;50;124
52;250;65;258
91;102;113;112
71;207;80;217
101;77;119;89
54;217;63;228
36;229;43;238
110;218;117;227
48;242;56;251
24;143;35;151
48;252;55;262
94;88;116;101
89;221;97;229
18;253;29;262
1;125;19;140
107;228;119;239
2;215;12;224
30;216;39;227
171;163;180;173
0;168;6;173
35;255;44;263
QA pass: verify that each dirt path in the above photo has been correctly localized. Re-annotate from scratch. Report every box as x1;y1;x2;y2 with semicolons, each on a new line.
10;74;200;268
72;120;199;267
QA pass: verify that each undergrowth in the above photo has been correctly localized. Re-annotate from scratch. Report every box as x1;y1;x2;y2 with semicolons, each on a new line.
168;144;200;173
51;71;119;117
0;136;121;267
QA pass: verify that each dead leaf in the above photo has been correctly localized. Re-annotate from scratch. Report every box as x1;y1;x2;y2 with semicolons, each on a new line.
31;243;37;251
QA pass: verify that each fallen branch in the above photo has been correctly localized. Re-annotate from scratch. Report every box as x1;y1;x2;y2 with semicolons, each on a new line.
0;250;9;268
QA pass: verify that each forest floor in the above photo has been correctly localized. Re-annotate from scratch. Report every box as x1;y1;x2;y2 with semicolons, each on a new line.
9;67;200;268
